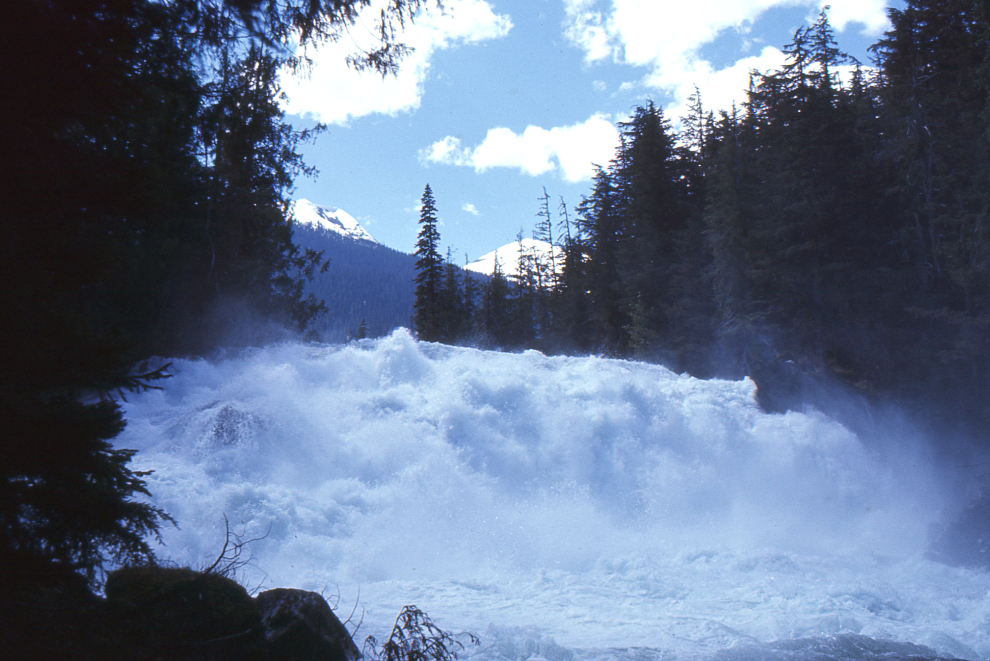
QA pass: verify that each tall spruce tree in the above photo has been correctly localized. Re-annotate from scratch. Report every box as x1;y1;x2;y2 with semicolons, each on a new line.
462;257;480;340
483;256;513;347
511;230;539;346
703;108;759;376
413;185;444;341
534;187;560;293
576;166;625;352
610;101;700;358
439;247;465;342
191;44;327;347
551;195;592;350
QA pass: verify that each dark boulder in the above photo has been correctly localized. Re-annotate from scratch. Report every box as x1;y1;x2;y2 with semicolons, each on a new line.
257;587;362;661
104;565;264;659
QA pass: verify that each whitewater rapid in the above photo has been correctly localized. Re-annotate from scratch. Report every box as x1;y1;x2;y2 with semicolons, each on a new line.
115;329;990;660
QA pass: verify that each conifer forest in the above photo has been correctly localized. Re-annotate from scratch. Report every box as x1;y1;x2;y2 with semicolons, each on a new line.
413;4;990;441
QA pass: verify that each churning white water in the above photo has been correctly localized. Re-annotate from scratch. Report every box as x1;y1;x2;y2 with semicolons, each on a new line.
115;329;990;660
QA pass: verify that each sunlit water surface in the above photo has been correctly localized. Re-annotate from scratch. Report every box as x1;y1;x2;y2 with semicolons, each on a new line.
115;330;990;660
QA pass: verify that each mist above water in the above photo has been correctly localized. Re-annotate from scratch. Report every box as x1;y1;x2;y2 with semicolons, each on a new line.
115;329;990;660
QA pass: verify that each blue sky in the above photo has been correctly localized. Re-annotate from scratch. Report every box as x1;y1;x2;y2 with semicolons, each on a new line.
283;0;901;262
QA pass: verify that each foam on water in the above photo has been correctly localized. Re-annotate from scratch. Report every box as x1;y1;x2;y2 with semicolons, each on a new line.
116;329;990;660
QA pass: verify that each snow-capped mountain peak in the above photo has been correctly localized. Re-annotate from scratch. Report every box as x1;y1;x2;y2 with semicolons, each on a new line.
465;238;564;279
293;199;377;244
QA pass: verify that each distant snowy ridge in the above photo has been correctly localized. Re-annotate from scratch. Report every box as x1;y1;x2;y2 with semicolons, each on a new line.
465;237;564;278
293;199;377;244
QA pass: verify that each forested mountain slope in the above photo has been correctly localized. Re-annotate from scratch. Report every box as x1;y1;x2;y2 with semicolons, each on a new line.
293;223;418;341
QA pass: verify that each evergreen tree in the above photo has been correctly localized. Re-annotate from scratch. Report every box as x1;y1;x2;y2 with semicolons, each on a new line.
532;188;559;340
575;166;625;352
612;102;701;358
1;0;197;586
413;185;444;341
703;108;758;375
439;247;465;342
511;230;540;345
534;187;560;293
0;0;436;619
462;258;480;340
681;86;711;163
190;44;327;347
483;257;513;347
551;196;593;350
667;96;715;373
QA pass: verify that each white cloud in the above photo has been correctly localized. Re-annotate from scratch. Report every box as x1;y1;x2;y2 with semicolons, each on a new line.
827;0;890;33
471;126;557;177
421;114;620;182
563;0;890;115
421;136;473;166
658;46;788;121
281;0;512;124
462;202;481;215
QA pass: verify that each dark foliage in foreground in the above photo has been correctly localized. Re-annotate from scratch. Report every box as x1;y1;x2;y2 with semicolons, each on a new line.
365;605;480;661
0;0;434;614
